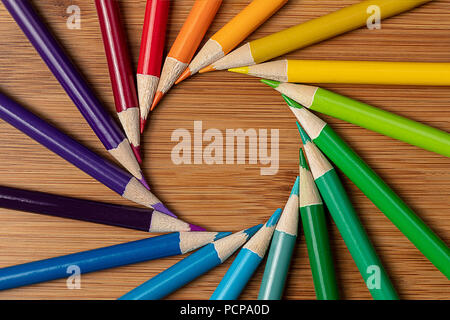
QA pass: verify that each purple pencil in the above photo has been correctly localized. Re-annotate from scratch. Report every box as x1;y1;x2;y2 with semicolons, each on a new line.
0;92;176;218
0;186;203;232
1;0;145;184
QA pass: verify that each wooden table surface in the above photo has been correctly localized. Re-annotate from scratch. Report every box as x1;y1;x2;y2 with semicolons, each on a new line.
0;0;449;300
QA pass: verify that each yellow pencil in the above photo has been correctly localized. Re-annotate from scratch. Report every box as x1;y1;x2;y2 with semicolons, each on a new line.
175;0;287;83
229;59;450;86
203;0;432;72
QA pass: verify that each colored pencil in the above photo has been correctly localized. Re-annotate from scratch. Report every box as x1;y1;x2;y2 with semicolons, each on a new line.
258;179;299;300
95;0;142;162
263;80;450;157
176;0;288;83
298;148;339;300
2;0;145;182
288;97;450;279
137;0;170;133
0;231;228;290
150;0;222;111
203;0;432;72
296;122;398;300
0;186;202;232
118;224;262;300
0;92;176;218
229;60;450;86
211;209;281;300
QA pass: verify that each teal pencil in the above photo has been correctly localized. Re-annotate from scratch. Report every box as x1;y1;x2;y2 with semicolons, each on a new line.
258;178;299;300
298;147;339;300
296;121;398;300
211;209;282;300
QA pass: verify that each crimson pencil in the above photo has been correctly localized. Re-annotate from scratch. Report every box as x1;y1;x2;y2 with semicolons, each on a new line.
2;0;145;181
0;92;177;218
137;0;170;132
95;0;142;162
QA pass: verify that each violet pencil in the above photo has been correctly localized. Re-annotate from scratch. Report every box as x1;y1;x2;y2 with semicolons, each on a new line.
0;92;176;218
0;186;202;232
2;0;145;182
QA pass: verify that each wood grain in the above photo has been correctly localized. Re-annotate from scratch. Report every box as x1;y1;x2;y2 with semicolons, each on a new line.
0;0;449;300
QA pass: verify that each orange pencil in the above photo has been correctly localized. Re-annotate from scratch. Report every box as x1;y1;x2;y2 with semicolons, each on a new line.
151;0;222;111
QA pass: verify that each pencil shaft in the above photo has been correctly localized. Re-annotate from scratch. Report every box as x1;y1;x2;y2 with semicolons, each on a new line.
138;0;170;77
0;233;187;290
300;204;339;300
120;243;221;300
211;248;262;300
95;0;139;113
315;169;398;300
313;88;450;157
0;186;153;231
257;230;296;300
0;92;131;196
285;60;450;85
316;125;450;277
249;0;431;64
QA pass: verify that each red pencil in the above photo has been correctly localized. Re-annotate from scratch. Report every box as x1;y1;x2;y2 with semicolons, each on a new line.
137;0;170;133
95;0;142;162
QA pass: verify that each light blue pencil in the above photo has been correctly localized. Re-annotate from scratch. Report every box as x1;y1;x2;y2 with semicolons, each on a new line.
118;225;262;300
0;231;230;291
210;209;282;300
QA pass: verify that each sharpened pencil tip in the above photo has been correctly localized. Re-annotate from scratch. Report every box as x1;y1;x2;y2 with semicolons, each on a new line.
139;176;150;190
215;231;232;240
199;65;215;73
260;79;280;88
150;92;163;111
244;224;263;237
189;223;206;232
290;176;300;196
228;66;249;75
299;148;309;170
282;94;303;109
267;208;282;227
176;69;191;84
140;118;147;134
132;145;142;164
296;122;311;144
152;202;177;218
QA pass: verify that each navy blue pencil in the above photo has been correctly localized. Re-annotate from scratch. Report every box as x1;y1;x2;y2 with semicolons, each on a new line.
0;232;228;290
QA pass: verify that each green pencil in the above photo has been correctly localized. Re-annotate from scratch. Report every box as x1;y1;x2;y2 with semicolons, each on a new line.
296;122;398;300
263;80;450;157
285;95;450;279
299;148;339;300
258;176;300;300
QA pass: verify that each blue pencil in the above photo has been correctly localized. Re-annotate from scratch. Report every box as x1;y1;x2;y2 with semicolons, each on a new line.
0;231;229;290
118;225;262;300
210;209;282;300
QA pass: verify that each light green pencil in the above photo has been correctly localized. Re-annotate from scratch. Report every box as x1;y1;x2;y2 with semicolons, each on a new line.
258;176;299;300
285;95;450;279
262;80;450;157
299;147;339;300
297;122;398;300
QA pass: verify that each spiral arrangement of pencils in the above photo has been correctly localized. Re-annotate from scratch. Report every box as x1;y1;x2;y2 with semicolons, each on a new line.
0;0;448;301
